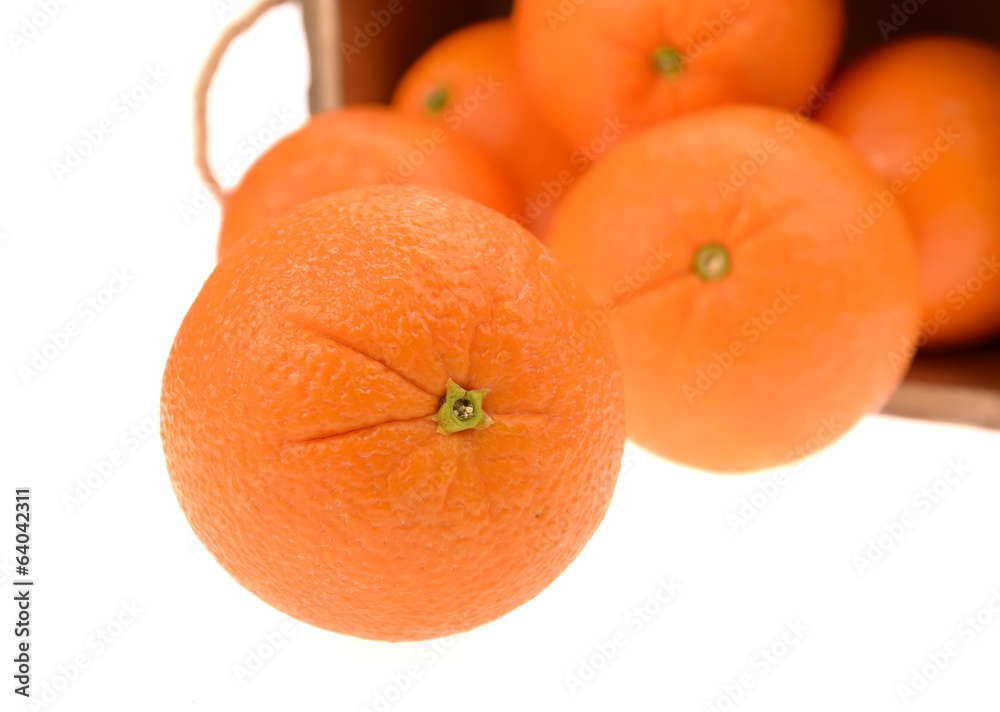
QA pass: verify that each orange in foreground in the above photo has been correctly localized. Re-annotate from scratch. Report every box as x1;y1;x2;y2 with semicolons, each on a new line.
392;18;573;238
547;105;920;473
513;0;844;147
216;105;518;260
162;185;625;641
818;36;1000;348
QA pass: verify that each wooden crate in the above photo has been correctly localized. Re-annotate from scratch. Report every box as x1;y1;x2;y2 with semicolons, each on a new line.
296;0;1000;430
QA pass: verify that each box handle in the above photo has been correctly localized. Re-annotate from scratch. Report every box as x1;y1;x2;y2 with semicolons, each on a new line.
193;0;291;205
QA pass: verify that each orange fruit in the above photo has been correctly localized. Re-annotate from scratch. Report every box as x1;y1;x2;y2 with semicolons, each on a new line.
216;105;519;260
162;184;625;641
392;18;574;238
512;0;844;147
546;105;920;473
817;36;1000;348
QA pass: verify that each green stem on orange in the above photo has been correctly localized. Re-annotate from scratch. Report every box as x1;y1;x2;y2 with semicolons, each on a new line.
652;46;684;77
693;243;731;282
435;379;493;434
425;86;450;116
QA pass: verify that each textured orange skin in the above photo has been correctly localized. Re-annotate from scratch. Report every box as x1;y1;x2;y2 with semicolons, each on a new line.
163;185;625;641
817;36;1000;348
217;105;519;261
546;106;920;473
512;0;844;147
392;19;574;238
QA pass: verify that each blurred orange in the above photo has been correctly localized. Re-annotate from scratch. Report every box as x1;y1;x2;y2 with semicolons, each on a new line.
819;35;1000;347
393;19;573;238
217;105;519;259
513;0;844;147
546;105;920;473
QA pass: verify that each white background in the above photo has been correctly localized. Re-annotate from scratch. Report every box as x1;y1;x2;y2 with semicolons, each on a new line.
2;1;999;710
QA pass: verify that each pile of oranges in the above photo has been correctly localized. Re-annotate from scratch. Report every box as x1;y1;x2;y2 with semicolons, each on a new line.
162;0;1000;641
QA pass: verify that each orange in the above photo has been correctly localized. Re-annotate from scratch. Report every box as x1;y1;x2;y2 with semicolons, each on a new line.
817;36;1000;348
392;19;574;238
162;184;625;641
546;105;920;473
512;0;844;147
216;105;519;260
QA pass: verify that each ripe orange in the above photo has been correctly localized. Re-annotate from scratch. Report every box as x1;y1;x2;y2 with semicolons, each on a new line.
546;105;920;473
392;18;574;238
162;184;625;641
512;0;844;147
817;36;1000;348
216;105;519;260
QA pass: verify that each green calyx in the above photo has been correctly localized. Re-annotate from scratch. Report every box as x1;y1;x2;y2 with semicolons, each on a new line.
652;46;684;77
435;379;493;434
693;243;731;282
425;86;450;115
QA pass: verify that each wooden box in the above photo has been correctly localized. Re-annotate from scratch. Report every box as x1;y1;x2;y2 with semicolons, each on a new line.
295;0;1000;430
